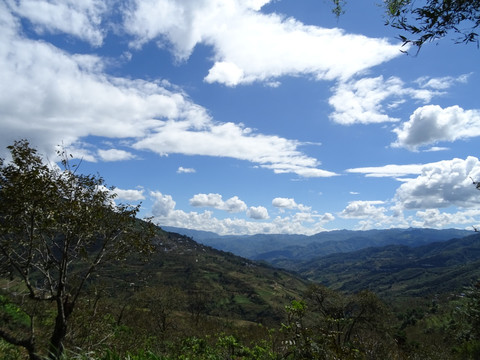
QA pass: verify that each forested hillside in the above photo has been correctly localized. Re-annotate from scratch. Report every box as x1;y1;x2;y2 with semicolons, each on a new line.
292;233;480;299
164;226;473;262
3;225;480;359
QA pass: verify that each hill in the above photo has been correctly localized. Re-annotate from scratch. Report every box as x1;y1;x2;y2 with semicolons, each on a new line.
105;227;309;325
162;226;472;262
289;233;480;300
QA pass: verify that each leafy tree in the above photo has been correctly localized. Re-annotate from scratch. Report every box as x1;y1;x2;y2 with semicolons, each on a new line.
301;284;396;358
0;140;155;360
386;0;480;48
332;0;480;49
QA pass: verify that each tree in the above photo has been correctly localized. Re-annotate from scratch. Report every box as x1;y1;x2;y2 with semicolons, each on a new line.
0;140;156;360
302;284;395;358
386;0;480;48
332;0;480;49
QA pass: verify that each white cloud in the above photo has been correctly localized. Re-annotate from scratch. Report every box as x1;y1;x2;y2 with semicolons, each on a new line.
205;62;245;87
344;158;480;229
123;0;402;86
0;3;334;178
114;188;145;201
189;193;247;213
329;76;441;125
394;157;480;210
392;105;480;151
272;197;311;212
0;7;191;156
244;0;272;11
6;0;107;46
425;146;449;152
133;121;336;178
411;208;480;229
339;200;387;219
415;74;470;90
151;191;176;217
190;193;224;208
272;197;297;209
151;192;333;235
177;166;196;174
347;163;424;178
223;196;248;213
98;149;136;161
247;206;269;220
321;213;335;223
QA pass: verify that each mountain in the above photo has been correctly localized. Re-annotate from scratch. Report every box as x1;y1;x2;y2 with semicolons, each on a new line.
113;227;309;326
161;226;473;263
291;233;480;299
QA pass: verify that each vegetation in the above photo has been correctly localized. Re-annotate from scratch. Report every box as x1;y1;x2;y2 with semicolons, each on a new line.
0;141;156;359
292;233;480;299
332;0;480;49
177;227;471;263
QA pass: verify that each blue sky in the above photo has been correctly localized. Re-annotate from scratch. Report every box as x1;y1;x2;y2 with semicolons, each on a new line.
1;0;480;235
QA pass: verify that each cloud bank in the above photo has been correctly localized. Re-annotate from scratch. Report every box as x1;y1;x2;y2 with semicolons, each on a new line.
123;0;402;86
0;2;337;178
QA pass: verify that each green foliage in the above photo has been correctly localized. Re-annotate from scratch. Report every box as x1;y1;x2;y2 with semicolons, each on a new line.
0;338;23;360
385;0;480;48
296;234;480;300
331;0;480;49
0;140;156;359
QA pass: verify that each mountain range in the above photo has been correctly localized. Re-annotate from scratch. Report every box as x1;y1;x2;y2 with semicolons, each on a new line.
161;226;473;262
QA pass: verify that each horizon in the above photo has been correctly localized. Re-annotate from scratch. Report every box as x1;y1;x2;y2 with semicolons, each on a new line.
1;0;480;236
161;225;475;237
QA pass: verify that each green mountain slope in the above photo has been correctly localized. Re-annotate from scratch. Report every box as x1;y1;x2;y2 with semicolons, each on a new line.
292;233;480;299
108;228;309;325
163;226;472;262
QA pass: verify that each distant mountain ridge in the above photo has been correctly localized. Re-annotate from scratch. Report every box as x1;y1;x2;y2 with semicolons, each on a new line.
291;233;480;299
161;226;472;262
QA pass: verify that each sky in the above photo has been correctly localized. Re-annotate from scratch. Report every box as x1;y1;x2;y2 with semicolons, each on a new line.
1;0;480;235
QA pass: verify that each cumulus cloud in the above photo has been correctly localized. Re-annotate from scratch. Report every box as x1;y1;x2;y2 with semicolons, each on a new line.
329;76;441;125
272;197;297;209
98;149;136;161
247;206;269;220
272;197;311;212
392;105;480;151
114;188;145;201
0;3;334;178
123;0;402;86
151;192;334;235
339;200;387;219
190;193;223;208
190;193;247;213
411;208;480;228
394;157;480;210
344;158;480;229
223;196;248;213
151;191;176;217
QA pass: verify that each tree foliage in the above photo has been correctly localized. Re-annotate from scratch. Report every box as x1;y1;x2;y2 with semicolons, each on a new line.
0;140;155;359
332;0;480;49
386;0;480;48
